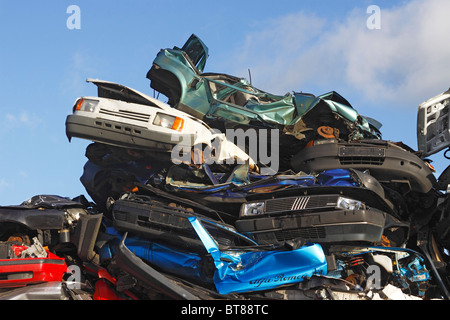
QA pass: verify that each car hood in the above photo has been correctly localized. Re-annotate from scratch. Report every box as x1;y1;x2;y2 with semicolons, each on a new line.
85;78;223;131
293;91;382;137
86;78;174;113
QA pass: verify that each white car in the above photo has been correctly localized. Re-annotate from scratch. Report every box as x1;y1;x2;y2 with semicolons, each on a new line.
66;79;254;166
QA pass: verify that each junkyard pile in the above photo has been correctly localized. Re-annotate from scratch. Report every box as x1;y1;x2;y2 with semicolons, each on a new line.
2;34;450;300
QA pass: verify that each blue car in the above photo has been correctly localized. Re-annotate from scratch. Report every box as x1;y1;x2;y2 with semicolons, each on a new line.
102;216;327;295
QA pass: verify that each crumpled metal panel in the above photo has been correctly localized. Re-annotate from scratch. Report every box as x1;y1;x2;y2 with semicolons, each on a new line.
188;217;328;295
103;217;327;295
163;167;358;205
120;237;208;283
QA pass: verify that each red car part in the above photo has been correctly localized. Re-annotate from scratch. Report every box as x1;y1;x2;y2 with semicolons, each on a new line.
0;251;67;288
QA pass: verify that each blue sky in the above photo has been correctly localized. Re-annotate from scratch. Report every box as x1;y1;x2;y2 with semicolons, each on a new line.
1;0;450;205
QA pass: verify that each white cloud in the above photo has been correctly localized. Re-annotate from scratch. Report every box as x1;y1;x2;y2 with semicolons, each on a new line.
0;178;8;189
230;0;450;107
7;112;31;124
231;11;327;93
60;51;97;95
18;170;28;178
3;111;41;129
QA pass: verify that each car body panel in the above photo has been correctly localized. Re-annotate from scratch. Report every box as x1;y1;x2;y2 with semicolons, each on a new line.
188;217;327;295
0;248;67;289
236;203;388;245
0;282;71;300
0;195;86;231
290;139;437;194
417;88;450;157
180;33;209;73
107;232;201;300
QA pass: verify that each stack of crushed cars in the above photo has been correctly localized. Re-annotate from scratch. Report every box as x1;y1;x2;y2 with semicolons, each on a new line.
2;35;450;300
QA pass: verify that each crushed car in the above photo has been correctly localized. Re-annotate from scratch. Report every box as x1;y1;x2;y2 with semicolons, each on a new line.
66;78;254;166
0;195;105;299
2;34;450;301
102;214;328;296
146;34;382;165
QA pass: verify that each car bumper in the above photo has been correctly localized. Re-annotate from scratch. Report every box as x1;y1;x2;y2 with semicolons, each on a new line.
65;114;195;151
290;140;437;193
235;208;387;245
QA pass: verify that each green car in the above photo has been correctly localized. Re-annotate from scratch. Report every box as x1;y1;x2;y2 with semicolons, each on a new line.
146;34;382;144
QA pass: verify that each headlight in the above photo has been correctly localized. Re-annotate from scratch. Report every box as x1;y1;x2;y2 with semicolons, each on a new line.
153;113;184;132
74;98;99;113
240;202;265;217
336;197;365;210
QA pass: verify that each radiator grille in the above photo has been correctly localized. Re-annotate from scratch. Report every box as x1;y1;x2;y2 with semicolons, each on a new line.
99;108;151;123
276;227;326;240
338;146;385;165
256;227;327;243
265;195;339;214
